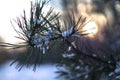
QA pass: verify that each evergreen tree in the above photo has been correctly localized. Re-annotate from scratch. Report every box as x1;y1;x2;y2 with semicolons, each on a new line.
0;0;120;80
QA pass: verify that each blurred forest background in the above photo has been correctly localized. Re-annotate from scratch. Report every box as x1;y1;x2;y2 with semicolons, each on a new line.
0;0;120;80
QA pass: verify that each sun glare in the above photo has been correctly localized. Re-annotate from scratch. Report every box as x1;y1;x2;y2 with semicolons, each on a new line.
82;21;98;37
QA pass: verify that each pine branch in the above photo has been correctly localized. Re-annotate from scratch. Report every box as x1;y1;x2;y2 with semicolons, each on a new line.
65;39;116;67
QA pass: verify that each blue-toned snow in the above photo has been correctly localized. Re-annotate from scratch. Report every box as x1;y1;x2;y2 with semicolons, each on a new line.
0;61;58;80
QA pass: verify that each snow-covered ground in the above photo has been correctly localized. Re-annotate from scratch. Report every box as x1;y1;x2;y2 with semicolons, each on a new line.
0;61;58;80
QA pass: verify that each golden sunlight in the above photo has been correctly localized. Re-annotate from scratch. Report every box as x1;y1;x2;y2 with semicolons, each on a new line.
82;21;98;37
